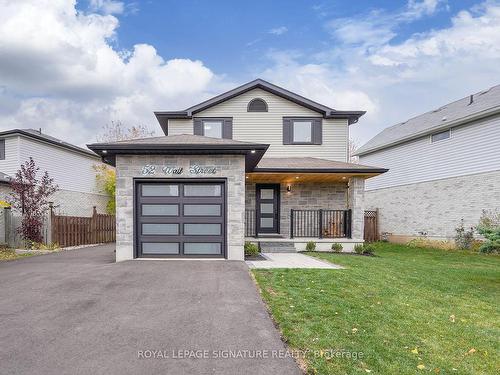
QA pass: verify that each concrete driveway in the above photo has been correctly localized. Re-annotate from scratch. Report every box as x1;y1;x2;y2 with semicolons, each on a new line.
0;244;301;375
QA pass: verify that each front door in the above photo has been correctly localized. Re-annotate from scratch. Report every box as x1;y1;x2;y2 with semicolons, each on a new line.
256;184;280;234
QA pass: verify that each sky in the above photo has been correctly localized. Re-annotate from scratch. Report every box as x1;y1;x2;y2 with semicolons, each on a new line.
0;0;499;148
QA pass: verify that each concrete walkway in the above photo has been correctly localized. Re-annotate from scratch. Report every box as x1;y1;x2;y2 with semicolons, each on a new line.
246;252;342;269
0;244;302;375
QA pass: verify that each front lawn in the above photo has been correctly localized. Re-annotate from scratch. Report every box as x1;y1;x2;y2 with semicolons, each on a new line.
252;243;500;374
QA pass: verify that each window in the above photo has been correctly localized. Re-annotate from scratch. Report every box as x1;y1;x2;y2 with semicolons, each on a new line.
194;118;233;139
203;120;223;138
0;139;5;160
141;204;179;216
184;204;221;216
431;129;451;143
142;243;179;254
293;121;312;143
247;98;268;112
184;184;221;197
283;117;322;145
142;184;178;197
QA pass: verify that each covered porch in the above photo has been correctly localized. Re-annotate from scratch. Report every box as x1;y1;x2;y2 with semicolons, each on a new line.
244;157;387;250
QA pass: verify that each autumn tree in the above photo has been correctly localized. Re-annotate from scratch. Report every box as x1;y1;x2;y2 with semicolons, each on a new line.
97;120;155;142
349;139;359;164
9;158;58;245
95;120;154;214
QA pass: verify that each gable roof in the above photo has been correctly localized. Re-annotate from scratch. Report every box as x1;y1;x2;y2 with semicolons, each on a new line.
355;84;500;156
154;79;366;134
0;129;99;158
87;134;269;171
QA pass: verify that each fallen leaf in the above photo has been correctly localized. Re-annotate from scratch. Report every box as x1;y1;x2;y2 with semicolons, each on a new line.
411;348;419;354
417;364;426;370
465;348;476;355
434;368;441;373
352;328;358;333
449;314;456;323
365;370;371;373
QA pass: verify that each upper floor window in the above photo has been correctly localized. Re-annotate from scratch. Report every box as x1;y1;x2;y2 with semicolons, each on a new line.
193;118;233;139
0;139;5;160
431;129;450;143
247;98;268;112
282;117;322;145
203;120;223;138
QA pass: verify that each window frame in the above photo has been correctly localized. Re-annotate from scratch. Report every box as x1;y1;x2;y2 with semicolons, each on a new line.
193;117;233;139
0;139;5;160
247;98;268;112
202;119;223;138
283;117;322;145
430;128;451;143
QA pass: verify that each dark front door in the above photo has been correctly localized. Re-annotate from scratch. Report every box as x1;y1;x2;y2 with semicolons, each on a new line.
256;184;280;234
135;180;226;258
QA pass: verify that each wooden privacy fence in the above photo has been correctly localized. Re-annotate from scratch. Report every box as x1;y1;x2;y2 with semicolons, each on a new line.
364;210;379;242
51;207;115;247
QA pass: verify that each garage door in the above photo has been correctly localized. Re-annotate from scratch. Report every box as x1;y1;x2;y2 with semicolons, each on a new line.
135;181;225;258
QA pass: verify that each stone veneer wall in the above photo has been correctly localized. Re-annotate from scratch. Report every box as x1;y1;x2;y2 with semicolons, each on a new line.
115;154;246;262
365;170;500;240
348;177;365;240
245;182;349;238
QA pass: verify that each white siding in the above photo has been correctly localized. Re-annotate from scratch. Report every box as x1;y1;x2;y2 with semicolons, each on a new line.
168;88;349;161
17;137;104;194
0;136;21;176
360;115;500;190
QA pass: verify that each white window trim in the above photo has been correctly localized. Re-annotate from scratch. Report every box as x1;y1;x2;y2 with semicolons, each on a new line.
430;128;452;143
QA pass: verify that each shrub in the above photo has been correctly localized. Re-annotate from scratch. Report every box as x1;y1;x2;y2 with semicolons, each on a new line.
354;244;364;254
305;241;316;251
331;243;343;253
361;243;376;255
454;219;475;250
477;210;500;254
244;242;259;256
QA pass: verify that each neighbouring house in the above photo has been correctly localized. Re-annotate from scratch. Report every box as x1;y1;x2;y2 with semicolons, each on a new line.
88;79;387;261
0;129;109;216
355;84;500;243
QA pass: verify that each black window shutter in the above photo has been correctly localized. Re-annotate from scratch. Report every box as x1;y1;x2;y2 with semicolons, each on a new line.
0;139;4;160
222;118;233;139
312;119;322;145
193;119;203;135
283;118;292;144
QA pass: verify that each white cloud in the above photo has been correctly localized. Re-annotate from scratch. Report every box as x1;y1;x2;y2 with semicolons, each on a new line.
89;0;125;15
263;1;500;143
0;0;222;145
269;26;288;36
327;0;447;47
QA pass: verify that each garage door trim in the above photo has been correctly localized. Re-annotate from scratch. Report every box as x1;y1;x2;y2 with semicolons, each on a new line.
133;178;227;259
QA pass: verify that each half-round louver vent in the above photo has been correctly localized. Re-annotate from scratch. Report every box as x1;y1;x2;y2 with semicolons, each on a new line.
247;98;268;112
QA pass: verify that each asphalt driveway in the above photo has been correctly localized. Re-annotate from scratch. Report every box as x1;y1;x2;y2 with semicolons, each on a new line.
0;245;302;375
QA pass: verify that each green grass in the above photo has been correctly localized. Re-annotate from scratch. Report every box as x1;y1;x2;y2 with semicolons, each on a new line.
252;243;500;374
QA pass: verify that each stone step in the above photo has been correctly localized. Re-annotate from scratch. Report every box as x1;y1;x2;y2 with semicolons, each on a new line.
259;242;297;253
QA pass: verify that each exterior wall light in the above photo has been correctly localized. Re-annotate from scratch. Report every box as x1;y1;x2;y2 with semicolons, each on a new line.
287;185;292;192
251;150;256;153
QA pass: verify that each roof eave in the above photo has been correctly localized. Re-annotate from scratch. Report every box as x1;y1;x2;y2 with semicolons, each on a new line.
252;167;388;174
355;106;500;156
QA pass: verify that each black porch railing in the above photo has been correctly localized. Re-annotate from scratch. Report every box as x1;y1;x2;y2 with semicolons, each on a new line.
290;209;351;239
245;209;256;237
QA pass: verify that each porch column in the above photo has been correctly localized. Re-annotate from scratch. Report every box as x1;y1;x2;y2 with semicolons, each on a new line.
348;177;365;240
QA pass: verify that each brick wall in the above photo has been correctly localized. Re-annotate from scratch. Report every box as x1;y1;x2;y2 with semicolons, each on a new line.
365;170;500;239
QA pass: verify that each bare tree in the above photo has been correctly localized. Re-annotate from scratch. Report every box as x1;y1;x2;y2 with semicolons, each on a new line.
97;120;155;142
349;138;359;164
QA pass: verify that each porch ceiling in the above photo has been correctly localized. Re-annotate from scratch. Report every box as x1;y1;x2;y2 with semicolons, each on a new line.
246;172;380;183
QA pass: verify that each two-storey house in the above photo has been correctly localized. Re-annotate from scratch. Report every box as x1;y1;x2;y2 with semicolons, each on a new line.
356;84;500;243
0;129;109;216
88;79;387;261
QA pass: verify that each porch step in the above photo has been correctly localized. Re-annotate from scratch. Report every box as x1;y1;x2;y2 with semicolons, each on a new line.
259;242;297;253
